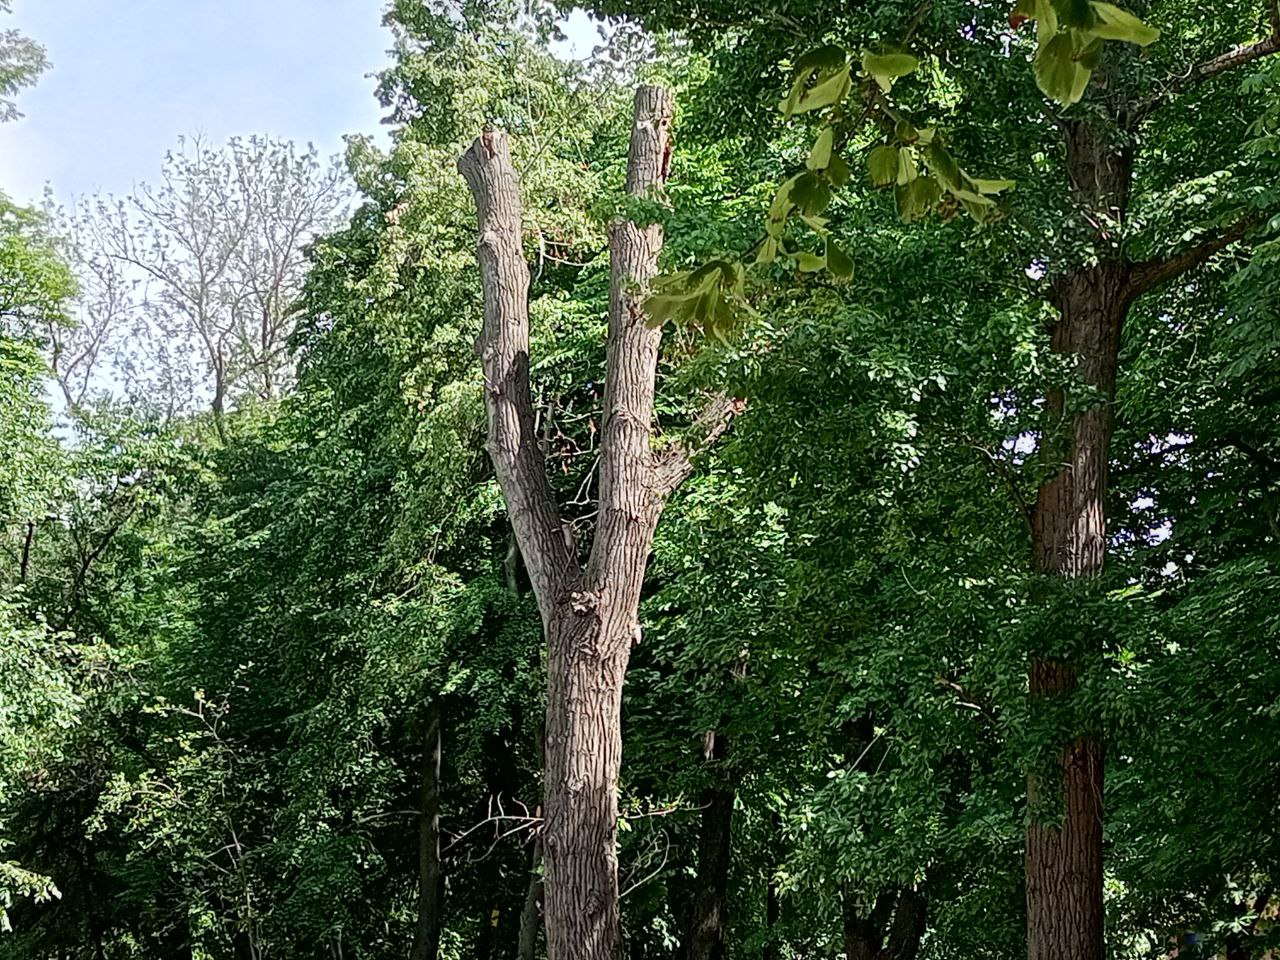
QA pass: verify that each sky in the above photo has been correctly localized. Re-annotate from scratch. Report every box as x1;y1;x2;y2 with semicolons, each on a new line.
0;1;598;205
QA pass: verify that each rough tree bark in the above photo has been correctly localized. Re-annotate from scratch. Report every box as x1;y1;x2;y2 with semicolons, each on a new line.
411;701;443;960
1024;116;1131;960
681;732;734;960
460;86;732;960
1019;5;1280;945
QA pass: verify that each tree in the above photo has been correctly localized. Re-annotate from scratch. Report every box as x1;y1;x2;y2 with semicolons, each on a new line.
0;1;46;124
561;2;1280;956
459;85;737;960
60;135;348;426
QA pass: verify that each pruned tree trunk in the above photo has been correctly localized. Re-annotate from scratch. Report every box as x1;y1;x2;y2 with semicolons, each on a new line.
681;732;734;960
411;701;444;960
460;85;720;960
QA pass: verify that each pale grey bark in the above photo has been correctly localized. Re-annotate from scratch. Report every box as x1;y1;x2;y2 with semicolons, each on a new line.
460;86;725;960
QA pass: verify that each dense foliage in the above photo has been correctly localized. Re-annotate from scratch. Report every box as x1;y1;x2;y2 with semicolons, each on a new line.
1;1;1277;958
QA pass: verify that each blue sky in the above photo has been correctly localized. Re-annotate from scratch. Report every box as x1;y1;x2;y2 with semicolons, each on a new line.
0;2;597;204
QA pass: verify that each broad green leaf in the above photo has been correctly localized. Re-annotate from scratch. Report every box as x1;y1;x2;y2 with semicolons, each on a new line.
861;52;919;92
924;143;961;191
969;177;1016;194
826;154;851;187
1034;0;1059;43
949;187;996;206
1089;2;1159;45
799;213;830;234
767;174;801;236
807;127;835;171
1035;31;1088;104
895;175;942;222
896;148;919;186
868;145;899;187
795;250;826;272
792;45;848;76
790;172;831;215
1052;0;1096;28
781;66;852;117
825;238;854;280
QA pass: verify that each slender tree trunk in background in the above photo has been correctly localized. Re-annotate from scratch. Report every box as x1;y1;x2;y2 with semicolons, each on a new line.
681;732;734;960
1025;119;1130;960
461;86;728;960
19;519;33;582
840;887;925;960
517;835;544;960
517;718;546;960
411;701;444;960
763;812;781;960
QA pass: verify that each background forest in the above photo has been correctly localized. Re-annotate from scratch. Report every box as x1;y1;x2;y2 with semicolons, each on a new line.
1;1;1279;959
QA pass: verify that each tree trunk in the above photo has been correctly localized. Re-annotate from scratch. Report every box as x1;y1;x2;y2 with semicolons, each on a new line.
841;887;925;960
517;836;544;960
411;701;444;960
681;732;734;960
1025;118;1132;960
764;813;781;960
460;85;677;960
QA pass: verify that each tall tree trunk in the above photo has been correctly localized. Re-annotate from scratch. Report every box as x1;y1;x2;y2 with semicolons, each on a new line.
681;732;734;960
460;86;699;960
411;701;444;960
1025;118;1131;960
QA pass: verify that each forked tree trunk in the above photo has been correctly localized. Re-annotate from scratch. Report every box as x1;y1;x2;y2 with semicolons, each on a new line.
460;86;718;960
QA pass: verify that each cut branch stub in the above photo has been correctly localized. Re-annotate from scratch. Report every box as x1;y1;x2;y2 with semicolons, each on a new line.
587;85;676;586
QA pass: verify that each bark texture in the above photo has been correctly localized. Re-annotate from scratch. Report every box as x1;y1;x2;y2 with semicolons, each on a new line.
460;85;680;960
411;701;444;960
1025;122;1130;960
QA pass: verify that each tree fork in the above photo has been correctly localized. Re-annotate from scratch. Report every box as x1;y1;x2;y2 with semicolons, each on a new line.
461;85;693;960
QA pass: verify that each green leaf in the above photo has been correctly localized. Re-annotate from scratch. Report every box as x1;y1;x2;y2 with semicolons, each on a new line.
1089;2;1159;45
766;174;801;237
826;153;851;187
825;238;854;280
807;127;835;171
969;177;1016;194
1052;0;1096;29
868;145;900;187
924;143;961;191
861;52;919;92
1035;31;1089;104
781;66;852;117
896;147;919;186
795;250;826;272
1033;0;1059;43
895;176;942;222
792;45;848;77
949;187;996;206
790;173;831;216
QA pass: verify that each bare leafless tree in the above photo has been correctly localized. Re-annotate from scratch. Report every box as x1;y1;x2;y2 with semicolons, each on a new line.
56;134;348;428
